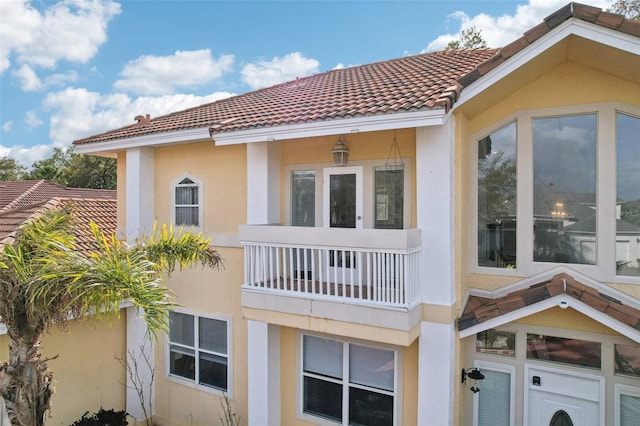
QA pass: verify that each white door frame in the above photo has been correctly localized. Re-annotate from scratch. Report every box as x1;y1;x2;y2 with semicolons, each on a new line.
323;166;363;229
524;364;605;426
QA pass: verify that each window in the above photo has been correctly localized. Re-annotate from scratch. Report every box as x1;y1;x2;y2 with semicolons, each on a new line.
472;105;640;282
174;176;201;227
616;384;640;426
301;335;396;425
476;329;516;357
616;113;640;277
168;311;229;392
478;122;517;268
533;114;597;265
526;333;601;369
292;170;315;227
375;167;404;229
615;343;640;378
475;363;515;426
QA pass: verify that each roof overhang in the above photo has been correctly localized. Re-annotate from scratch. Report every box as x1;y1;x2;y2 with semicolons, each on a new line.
212;109;447;146
75;127;212;155
459;267;640;344
455;18;640;109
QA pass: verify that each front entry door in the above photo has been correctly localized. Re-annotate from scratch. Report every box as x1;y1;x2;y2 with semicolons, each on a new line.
525;365;604;426
323;166;363;229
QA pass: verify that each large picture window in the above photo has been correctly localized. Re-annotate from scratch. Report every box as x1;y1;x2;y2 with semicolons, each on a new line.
533;114;597;265
168;311;229;392
473;105;640;282
477;122;517;268
301;335;395;425
616;113;640;277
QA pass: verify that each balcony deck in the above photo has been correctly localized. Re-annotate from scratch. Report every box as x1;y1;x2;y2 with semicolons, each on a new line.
240;225;422;310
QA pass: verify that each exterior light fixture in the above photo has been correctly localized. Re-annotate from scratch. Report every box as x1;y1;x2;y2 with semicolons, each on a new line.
332;136;349;166
461;367;485;394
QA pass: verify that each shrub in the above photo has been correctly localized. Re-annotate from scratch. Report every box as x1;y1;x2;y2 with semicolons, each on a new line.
70;408;128;426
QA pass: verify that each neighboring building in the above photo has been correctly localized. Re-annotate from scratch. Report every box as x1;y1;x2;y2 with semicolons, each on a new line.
75;3;640;425
0;181;125;425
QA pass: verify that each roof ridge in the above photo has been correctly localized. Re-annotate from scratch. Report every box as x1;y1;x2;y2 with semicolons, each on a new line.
0;180;45;213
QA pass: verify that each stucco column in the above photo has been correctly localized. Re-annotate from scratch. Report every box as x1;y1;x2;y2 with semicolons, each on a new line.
246;142;281;424
415;121;456;424
418;321;456;425
125;148;156;422
247;320;281;426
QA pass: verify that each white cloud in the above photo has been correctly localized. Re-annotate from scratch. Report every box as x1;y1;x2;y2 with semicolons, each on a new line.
42;87;235;146
241;52;319;90
25;111;44;128
425;0;614;51
113;49;235;96
0;143;53;168
0;0;121;73
12;64;42;91
2;121;13;133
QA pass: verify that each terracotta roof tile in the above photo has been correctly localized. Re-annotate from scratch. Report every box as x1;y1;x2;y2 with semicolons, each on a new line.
74;4;638;148
0;197;117;254
74;49;498;145
458;273;640;332
0;180;115;213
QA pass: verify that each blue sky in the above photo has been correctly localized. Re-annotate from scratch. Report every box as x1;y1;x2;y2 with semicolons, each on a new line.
0;0;613;167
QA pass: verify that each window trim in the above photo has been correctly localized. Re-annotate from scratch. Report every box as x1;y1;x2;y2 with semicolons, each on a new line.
469;102;640;285
171;173;203;230
166;309;232;397
297;332;402;426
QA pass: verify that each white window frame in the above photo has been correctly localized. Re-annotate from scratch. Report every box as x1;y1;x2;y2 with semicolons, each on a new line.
469;102;640;285
171;173;203;229
166;309;232;397
473;361;516;426
615;383;640;426
285;159;412;230
297;332;401;426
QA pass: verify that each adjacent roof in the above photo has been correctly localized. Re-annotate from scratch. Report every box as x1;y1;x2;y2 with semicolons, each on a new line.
0;180;115;213
73;3;639;148
458;272;640;333
0;181;117;252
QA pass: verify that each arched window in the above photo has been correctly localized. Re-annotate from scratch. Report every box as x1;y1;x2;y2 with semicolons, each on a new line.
173;175;202;227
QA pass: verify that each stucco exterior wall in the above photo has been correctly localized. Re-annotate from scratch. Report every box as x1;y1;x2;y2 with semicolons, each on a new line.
0;315;127;425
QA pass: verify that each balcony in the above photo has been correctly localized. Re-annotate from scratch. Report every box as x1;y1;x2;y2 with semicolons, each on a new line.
239;225;422;310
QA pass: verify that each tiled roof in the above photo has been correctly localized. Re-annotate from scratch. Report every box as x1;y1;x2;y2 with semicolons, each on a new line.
0;197;117;253
0;180;115;213
458;273;640;332
0;181;117;253
74;49;498;145
73;3;638;148
458;2;640;87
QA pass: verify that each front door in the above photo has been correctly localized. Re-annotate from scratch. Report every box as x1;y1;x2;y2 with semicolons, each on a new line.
323;166;363;229
525;365;604;426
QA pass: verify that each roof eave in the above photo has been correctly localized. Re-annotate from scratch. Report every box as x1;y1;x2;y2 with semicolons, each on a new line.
212;109;447;146
75;127;212;154
454;18;640;110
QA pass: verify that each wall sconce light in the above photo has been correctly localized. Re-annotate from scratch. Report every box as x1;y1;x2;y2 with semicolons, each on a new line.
461;367;484;394
332;136;349;166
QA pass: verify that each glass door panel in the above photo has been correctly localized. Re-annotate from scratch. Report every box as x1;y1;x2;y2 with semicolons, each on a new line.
323;166;363;229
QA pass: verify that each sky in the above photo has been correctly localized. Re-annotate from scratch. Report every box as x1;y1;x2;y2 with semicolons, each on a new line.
0;0;615;168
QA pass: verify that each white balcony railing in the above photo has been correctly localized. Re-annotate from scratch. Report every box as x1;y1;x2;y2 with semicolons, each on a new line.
240;225;422;308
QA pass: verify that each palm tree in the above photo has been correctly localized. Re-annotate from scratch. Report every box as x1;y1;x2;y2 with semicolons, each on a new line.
0;208;222;426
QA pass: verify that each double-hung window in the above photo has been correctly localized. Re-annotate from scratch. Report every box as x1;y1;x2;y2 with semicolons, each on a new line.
168;311;230;392
174;176;201;227
301;335;396;425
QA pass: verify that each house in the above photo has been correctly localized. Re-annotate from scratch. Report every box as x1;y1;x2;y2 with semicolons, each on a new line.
75;3;640;425
0;181;124;425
